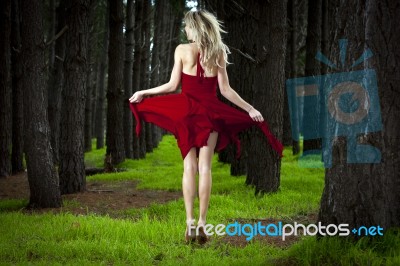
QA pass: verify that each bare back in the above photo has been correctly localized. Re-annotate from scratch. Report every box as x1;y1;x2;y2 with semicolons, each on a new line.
180;43;218;78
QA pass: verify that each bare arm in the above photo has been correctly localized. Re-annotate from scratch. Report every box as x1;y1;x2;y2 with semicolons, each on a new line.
217;56;264;122
129;45;183;103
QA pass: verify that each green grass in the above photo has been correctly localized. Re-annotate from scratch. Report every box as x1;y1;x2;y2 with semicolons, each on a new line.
0;135;398;265
0;199;28;212
285;229;400;265
86;136;323;221
0;212;284;265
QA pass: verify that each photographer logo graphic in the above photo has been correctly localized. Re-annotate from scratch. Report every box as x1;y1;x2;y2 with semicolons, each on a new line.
286;39;383;168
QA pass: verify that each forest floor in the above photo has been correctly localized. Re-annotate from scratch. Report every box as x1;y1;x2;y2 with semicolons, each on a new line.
0;171;310;249
2;137;396;265
0;171;181;216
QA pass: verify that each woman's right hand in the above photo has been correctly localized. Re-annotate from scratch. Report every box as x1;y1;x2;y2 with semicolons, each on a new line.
129;91;145;103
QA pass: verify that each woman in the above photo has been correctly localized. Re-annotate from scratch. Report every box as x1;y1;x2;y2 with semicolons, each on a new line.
129;10;283;244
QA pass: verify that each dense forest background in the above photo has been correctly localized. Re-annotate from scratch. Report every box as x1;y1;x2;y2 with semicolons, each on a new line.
0;0;399;235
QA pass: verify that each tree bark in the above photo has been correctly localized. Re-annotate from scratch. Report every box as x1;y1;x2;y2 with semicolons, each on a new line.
283;0;296;147
291;0;308;155
0;0;12;178
205;0;234;165
123;0;135;159
318;0;400;232
149;0;164;145
141;0;153;155
106;0;125;165
20;0;62;208
159;0;171;83
90;2;107;141
59;0;90;194
292;0;308;78
11;0;24;174
84;52;93;152
215;0;252;175
303;0;322;152
248;0;286;194
320;0;329;76
48;0;67;165
91;61;98;139
168;0;185;74
290;0;301;155
95;2;108;150
132;0;145;159
157;0;173;138
225;4;251;177
209;1;285;191
47;0;56;70
84;2;97;152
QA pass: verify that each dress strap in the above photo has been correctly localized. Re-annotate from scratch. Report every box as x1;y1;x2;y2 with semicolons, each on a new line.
196;53;205;81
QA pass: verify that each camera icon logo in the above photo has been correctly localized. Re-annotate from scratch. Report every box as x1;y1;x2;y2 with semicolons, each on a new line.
286;39;383;168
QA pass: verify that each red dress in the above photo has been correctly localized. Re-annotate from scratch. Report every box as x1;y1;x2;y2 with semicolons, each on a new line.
129;53;283;160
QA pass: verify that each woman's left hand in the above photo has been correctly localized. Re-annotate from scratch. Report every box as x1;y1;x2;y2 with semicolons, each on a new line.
248;107;264;122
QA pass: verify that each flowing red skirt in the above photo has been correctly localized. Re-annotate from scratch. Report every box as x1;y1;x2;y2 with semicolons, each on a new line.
129;72;283;160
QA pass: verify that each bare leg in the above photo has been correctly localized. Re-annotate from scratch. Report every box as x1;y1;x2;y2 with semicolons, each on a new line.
197;131;218;227
182;147;197;226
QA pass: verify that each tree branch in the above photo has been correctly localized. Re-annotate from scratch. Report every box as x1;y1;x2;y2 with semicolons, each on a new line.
46;25;68;46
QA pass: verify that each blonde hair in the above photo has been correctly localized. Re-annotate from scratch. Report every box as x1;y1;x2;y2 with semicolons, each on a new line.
184;10;230;72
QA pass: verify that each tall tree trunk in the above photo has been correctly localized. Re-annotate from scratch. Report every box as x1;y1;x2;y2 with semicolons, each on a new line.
167;0;185;74
141;0;153;155
132;0;144;159
84;49;93;152
205;0;233;165
138;1;153;158
91;61;98;139
48;0;67;165
209;0;285;191
208;0;250;174
225;1;252;177
95;3;109;149
159;0;171;83
157;0;170;138
59;0;90;194
320;0;328;76
47;0;56;70
106;0;125;165
291;0;307;156
165;5;174;78
123;0;135;159
11;0;24;174
149;0;164;146
84;3;97;152
90;2;107;141
303;0;322;152
283;0;297;148
319;0;400;233
20;0;62;208
248;0;287;194
0;0;12;178
292;0;301;155
291;0;308;78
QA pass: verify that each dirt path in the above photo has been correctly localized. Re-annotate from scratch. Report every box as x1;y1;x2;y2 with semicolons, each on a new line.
0;171;182;216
